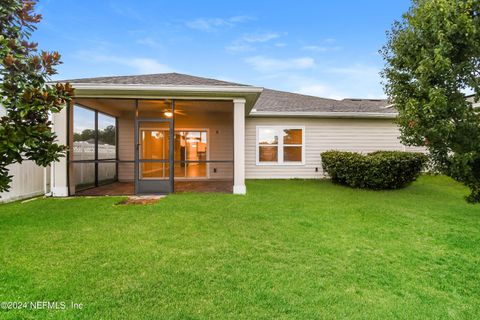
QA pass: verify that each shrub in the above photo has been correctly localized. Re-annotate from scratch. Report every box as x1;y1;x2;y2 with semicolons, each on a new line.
321;150;428;190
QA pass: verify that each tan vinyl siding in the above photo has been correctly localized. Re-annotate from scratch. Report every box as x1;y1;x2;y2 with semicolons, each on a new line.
245;117;418;179
117;111;135;181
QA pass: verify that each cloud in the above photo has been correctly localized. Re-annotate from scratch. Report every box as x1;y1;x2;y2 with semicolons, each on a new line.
226;32;281;52
122;58;172;73
245;56;315;72
302;45;328;52
251;72;356;99
225;43;255;52
268;74;346;99
109;2;142;21
302;45;341;53
137;37;161;48
242;32;280;43
327;64;380;77
302;38;341;53
325;64;385;98
325;64;381;83
186;15;253;32
75;51;172;74
296;84;345;100
228;15;252;23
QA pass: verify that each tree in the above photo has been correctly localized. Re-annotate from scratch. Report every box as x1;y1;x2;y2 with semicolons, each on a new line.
99;125;115;145
381;0;480;203
0;0;74;192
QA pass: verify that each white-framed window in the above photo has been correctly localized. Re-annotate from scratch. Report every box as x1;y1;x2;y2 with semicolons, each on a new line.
256;126;305;165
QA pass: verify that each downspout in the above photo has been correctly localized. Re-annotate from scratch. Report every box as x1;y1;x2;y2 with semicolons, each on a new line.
47;110;54;197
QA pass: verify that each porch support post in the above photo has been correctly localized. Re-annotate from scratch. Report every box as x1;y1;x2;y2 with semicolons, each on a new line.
51;106;69;197
233;98;246;195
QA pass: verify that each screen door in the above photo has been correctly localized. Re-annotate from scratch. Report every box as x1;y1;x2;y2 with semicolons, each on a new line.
135;119;174;194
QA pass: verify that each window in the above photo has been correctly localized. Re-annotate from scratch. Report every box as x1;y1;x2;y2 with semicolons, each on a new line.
258;128;278;162
257;126;304;165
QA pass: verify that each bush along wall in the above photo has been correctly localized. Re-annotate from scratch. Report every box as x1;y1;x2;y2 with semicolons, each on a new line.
321;150;428;189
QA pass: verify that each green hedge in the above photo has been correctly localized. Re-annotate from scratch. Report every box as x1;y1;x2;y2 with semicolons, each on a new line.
321;150;428;189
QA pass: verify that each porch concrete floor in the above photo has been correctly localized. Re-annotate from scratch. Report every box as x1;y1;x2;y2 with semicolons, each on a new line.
75;180;233;196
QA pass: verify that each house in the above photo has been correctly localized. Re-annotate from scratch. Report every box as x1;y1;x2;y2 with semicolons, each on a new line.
3;72;421;200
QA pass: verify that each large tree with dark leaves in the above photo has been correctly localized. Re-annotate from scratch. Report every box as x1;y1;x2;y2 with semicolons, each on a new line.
0;0;74;192
381;0;480;203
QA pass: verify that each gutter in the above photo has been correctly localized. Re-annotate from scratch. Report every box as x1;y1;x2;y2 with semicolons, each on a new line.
65;83;264;94
248;111;398;119
64;82;264;115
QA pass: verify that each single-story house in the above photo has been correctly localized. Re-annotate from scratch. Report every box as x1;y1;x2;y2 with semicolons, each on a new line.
2;72;423;200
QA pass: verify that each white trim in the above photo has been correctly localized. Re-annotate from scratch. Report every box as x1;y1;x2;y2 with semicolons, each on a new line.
233;99;246;195
69;83;263;94
233;97;246;104
256;126;306;166
51;186;68;197
249;111;398;119
51;106;69;197
233;185;246;195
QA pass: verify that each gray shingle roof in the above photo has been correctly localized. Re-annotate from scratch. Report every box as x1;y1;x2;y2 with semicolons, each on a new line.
62;72;251;87
61;72;393;114
253;89;393;114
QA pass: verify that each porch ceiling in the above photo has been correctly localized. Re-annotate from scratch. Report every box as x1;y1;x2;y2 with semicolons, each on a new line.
70;83;262;114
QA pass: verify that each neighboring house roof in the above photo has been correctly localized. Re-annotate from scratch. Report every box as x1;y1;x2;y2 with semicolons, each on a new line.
466;94;480;108
60;72;395;118
62;72;250;87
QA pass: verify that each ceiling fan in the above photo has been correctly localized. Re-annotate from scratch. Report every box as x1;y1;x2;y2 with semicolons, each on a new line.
152;100;186;117
163;108;186;117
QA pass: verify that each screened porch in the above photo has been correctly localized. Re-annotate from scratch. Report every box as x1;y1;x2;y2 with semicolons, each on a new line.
67;98;234;195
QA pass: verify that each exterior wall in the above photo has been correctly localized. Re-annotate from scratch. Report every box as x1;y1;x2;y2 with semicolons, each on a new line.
0;106;48;203
117;110;135;182
245;117;421;179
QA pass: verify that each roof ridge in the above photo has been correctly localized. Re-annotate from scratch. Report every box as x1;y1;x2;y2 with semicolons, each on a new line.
58;72;251;87
342;97;388;101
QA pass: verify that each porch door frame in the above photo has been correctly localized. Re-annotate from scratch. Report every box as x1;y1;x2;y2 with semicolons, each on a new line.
134;117;174;194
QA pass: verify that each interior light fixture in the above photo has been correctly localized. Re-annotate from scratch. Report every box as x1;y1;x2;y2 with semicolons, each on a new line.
164;111;173;118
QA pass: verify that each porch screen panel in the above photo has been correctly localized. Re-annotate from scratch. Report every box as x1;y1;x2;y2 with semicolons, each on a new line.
73;106;95;160
98;113;117;184
71;104;119;192
98;113;116;160
174;131;208;179
73;163;95;191
73;106;96;190
173;100;234;193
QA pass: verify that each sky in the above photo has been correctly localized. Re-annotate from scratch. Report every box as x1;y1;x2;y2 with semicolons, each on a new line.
33;0;412;100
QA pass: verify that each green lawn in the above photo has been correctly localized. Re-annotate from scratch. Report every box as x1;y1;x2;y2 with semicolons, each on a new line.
1;176;480;319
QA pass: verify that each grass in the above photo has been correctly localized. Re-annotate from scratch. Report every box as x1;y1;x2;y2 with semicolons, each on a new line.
0;175;480;319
